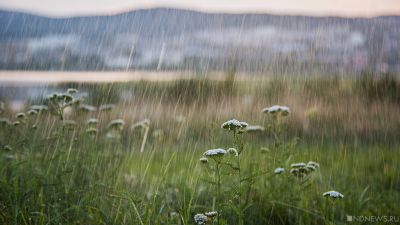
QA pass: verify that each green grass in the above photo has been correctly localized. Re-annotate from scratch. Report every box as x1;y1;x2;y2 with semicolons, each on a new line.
0;136;399;224
0;76;399;224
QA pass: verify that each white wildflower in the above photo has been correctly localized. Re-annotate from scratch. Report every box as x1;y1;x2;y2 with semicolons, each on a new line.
132;119;150;129
67;88;78;94
263;105;281;114
204;148;227;157
58;93;74;103
323;191;344;199
307;161;320;168
0;118;12;126
85;127;97;135
227;148;239;156
221;119;248;131
291;163;307;168
99;104;115;111
194;213;208;225
199;157;209;163
86;118;99;125
274;167;285;174
306;165;316;171
107;119;125;130
13;121;20;126
16;112;25;119
78;104;97;112
27;109;38;116
280;106;290;116
205;211;218;217
263;105;290;116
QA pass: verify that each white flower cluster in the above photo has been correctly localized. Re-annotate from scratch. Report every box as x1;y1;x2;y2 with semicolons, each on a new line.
16;112;25;119
290;161;320;177
205;211;217;217
204;148;227;157
221;119;248;131
274;167;285;174
227;148;238;156
67;88;78;94
262;105;290;116
78;104;97;112
99;104;115;112
194;213;208;225
132;119;151;129
323;190;344;199
27;109;38;116
85;127;98;135
201;148;227;163
45;89;80;119
86;118;99;125
194;211;217;225
199;157;209;163
107;119;125;130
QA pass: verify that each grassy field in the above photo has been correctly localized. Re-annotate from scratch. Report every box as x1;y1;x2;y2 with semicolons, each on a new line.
0;73;399;224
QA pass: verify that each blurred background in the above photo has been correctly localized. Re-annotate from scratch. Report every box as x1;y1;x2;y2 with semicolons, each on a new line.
0;0;399;144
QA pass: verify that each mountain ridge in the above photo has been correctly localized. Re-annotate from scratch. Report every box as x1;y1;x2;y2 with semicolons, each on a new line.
0;7;399;72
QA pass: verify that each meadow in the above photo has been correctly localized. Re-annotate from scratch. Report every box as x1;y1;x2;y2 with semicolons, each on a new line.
0;73;399;225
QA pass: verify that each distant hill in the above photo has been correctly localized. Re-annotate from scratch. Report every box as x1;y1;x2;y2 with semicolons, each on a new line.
0;8;399;73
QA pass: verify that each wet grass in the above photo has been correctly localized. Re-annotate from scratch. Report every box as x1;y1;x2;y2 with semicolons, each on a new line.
0;75;399;224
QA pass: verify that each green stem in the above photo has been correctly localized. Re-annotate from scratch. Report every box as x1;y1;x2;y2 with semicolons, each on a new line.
216;162;221;225
233;130;244;225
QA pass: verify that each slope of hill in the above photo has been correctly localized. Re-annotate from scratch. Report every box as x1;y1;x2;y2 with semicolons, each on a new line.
0;8;399;73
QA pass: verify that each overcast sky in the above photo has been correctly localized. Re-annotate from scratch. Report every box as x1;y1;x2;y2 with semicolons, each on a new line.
0;0;399;17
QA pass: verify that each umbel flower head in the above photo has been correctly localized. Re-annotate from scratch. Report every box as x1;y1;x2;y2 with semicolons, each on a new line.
107;119;125;130
323;191;344;199
78;104;97;112
132;119;150;129
204;148;227;157
0;118;12;127
85;127;98;136
16;112;26;119
291;163;307;168
221;119;248;131
99;104;115;112
27;109;38;116
86;118;99;125
194;213;208;225
290;161;320;177
67;88;78;94
205;211;217;218
262;105;290;116
199;157;209;163
274;167;285;174
227;148;238;156
194;212;217;225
